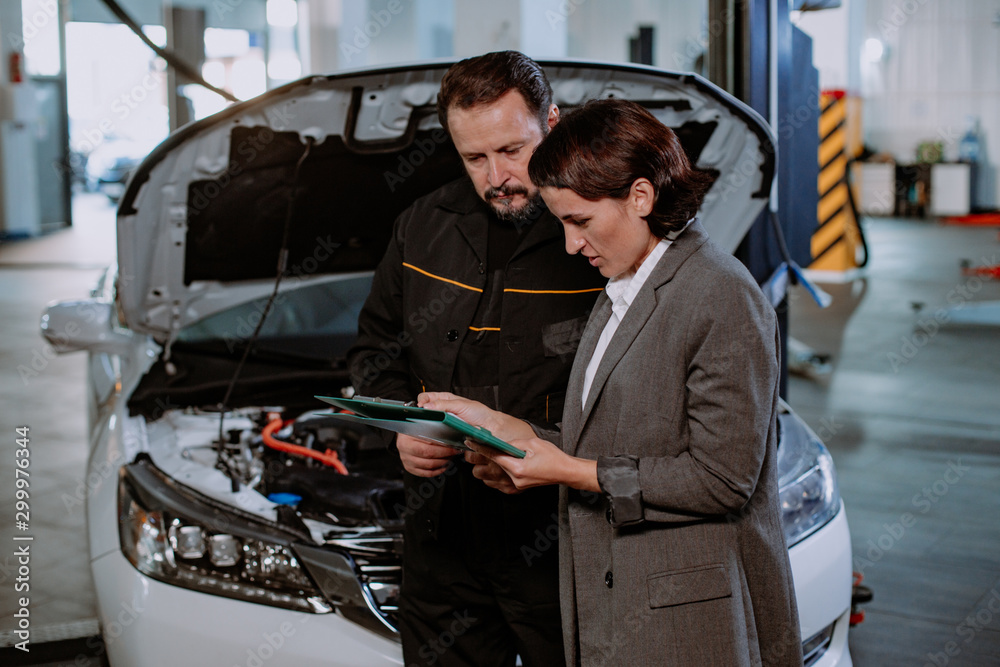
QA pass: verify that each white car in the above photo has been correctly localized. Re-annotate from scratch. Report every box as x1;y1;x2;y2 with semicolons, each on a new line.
42;60;854;666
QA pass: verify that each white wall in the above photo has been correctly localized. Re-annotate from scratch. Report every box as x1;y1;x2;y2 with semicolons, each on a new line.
303;0;454;72
862;0;999;208
69;0;266;30
566;0;707;71
794;0;866;93
307;0;709;72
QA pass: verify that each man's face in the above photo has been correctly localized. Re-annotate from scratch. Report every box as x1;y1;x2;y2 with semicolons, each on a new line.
448;90;557;223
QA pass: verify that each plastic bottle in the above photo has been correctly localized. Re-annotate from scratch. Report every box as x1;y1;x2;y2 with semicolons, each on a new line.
958;117;980;164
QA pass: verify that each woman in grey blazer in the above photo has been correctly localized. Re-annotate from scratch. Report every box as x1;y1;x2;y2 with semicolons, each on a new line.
420;99;801;667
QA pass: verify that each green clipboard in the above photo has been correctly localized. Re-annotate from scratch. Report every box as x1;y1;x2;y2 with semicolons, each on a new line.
315;395;527;458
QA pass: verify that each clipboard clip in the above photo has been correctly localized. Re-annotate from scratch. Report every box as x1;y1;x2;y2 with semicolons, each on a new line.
353;395;417;407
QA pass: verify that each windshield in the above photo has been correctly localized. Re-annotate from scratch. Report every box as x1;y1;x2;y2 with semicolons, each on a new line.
175;274;374;362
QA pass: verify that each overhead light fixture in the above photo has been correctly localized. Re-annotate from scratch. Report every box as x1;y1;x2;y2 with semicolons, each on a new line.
863;37;884;63
266;0;298;28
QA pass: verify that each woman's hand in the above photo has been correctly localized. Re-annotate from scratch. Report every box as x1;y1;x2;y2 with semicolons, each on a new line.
466;438;599;493
418;392;535;442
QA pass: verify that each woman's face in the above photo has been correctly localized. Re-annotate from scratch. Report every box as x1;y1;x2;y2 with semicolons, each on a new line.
541;182;659;279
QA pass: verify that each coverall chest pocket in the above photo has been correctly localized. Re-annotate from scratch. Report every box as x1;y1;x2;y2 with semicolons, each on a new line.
541;315;589;359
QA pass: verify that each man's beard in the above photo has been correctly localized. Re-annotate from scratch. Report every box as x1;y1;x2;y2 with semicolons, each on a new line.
484;185;545;225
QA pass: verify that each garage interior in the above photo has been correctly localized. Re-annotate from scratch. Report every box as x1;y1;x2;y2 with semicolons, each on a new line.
1;1;999;666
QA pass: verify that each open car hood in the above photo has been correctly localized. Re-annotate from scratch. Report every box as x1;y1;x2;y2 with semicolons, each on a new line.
117;59;775;341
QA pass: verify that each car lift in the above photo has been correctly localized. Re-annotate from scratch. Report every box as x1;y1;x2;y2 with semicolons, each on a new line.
851;573;873;625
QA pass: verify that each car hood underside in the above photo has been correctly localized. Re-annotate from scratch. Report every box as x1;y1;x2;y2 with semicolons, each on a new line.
118;60;775;342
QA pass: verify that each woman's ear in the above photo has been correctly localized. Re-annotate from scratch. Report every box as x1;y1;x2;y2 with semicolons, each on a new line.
629;178;655;217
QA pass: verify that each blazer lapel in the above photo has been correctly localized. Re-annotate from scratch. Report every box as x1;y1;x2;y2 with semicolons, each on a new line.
568;220;711;455
562;293;611;450
573;288;657;452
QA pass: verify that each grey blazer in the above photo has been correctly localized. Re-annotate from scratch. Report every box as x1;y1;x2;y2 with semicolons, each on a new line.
555;221;802;666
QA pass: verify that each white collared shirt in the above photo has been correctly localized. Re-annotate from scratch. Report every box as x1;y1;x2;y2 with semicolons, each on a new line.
581;237;672;409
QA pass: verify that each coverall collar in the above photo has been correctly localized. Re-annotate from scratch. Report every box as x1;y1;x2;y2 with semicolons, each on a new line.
441;178;563;267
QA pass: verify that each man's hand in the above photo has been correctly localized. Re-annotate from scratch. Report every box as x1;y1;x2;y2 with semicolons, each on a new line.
396;433;459;477
464;448;520;494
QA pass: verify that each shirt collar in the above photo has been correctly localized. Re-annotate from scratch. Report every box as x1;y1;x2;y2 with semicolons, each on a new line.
604;218;695;314
605;238;669;317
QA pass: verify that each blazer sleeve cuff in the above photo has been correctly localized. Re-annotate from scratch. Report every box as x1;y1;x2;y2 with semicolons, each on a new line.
597;455;644;527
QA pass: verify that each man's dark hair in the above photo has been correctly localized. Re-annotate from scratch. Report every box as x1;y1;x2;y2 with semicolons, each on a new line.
528;98;714;238
437;51;553;134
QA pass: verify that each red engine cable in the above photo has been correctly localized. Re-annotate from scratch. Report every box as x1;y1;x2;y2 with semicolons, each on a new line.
261;418;348;475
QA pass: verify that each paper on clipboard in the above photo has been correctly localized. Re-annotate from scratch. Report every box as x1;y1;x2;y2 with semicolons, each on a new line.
314;396;526;458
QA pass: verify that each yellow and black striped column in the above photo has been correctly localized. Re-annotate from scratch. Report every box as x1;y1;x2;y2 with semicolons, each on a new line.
811;90;860;272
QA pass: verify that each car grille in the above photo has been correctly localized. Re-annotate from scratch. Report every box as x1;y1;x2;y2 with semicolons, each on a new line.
324;531;402;621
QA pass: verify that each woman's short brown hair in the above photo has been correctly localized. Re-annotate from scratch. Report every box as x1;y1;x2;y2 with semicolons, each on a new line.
528;98;713;238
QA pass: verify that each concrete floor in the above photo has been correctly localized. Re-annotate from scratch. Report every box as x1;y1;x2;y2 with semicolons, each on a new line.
788;218;1000;666
0;197;998;666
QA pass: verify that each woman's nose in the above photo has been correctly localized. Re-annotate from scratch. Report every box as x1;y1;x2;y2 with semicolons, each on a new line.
564;230;586;254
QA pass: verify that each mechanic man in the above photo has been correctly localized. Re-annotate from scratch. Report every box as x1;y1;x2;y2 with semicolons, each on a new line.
347;51;605;667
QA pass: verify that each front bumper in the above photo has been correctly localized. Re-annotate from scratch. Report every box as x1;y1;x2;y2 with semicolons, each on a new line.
92;500;855;667
788;502;854;667
91;549;403;667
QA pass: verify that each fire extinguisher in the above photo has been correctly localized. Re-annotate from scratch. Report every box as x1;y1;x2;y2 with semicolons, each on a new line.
9;51;23;83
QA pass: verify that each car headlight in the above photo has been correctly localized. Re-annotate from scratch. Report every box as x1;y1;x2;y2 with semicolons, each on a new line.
776;412;841;547
118;455;332;614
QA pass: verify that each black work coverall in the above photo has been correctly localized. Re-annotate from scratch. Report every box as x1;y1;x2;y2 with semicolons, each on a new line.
348;177;604;667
